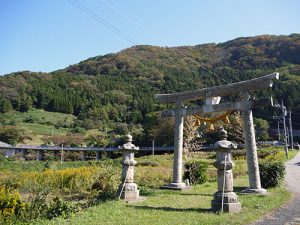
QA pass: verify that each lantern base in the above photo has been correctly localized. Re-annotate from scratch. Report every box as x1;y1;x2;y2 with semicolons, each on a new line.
211;200;241;213
119;182;144;202
161;182;192;190
241;188;267;195
211;191;241;213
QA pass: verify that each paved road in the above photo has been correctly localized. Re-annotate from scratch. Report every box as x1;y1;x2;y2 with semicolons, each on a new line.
254;151;300;225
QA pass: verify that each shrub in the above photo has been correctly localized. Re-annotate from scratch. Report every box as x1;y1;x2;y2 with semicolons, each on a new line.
25;190;49;221
259;161;285;188
0;125;25;145
18;166;103;193
135;166;172;188
183;160;209;185
46;197;77;219
0;186;26;222
136;161;159;167
232;149;246;160
91;165;120;195
258;147;280;159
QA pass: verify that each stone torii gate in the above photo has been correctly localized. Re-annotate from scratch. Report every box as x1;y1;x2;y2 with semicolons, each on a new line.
156;73;279;193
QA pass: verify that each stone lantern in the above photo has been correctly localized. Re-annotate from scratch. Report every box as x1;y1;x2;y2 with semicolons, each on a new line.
211;127;241;213
118;134;143;202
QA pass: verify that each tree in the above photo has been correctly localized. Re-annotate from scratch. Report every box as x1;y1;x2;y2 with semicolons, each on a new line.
84;133;109;147
0;100;12;113
183;116;204;154
114;123;129;135
42;133;84;146
19;96;32;112
0;126;25;145
144;112;174;146
223;112;244;143
254;118;270;141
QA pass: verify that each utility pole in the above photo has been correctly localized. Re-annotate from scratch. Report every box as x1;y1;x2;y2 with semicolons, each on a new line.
281;101;288;159
286;125;290;147
277;121;281;141
61;144;64;164
273;116;281;142
273;101;288;159
152;139;155;156
289;111;294;149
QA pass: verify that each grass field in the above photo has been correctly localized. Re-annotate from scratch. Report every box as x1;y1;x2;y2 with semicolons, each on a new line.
32;177;291;225
0;148;297;224
0;109;75;145
0;109;76;126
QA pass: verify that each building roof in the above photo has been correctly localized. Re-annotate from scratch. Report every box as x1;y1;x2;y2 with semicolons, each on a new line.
0;141;12;147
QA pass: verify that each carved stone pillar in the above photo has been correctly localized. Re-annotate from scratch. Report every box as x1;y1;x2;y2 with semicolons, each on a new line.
119;134;144;202
211;128;241;213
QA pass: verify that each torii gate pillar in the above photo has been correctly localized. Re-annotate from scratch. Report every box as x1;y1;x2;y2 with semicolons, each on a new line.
240;92;267;194
161;102;190;190
172;103;185;186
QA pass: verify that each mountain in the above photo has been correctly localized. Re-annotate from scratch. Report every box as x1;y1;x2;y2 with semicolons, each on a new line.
1;34;300;143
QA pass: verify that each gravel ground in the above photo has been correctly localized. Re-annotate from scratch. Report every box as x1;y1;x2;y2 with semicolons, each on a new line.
254;151;300;225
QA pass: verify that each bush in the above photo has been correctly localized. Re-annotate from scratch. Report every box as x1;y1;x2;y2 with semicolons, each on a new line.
0;125;25;145
135;166;172;188
46;197;77;219
25;190;49;221
259;161;285;188
91;165;120;195
183;160;209;185
232;149;246;160
0;186;26;222
136;161;159;167
258;147;280;159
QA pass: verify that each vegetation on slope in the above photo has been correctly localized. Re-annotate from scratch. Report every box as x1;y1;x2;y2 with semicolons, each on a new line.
0;34;300;145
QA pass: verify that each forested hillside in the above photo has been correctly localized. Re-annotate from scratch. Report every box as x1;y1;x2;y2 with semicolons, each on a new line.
1;34;300;145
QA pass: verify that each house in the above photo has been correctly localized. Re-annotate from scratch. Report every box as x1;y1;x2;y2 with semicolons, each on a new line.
0;141;15;157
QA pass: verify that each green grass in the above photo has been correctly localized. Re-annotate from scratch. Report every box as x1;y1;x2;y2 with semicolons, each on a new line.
19;122;69;136
1;149;297;224
286;149;298;161
0;109;76;145
0;109;76;126
0;159;120;173
32;177;291;225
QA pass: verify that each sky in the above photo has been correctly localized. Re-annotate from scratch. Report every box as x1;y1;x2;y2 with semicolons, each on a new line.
0;0;299;75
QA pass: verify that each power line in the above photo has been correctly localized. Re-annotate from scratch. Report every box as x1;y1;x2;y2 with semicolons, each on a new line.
101;0;229;84
69;0;229;84
172;48;230;84
99;0;229;84
100;0;156;40
68;0;138;46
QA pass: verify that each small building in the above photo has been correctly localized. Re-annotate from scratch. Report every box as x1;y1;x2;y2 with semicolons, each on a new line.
0;141;15;157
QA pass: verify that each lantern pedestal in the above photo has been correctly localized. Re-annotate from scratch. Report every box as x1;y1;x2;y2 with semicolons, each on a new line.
118;134;145;203
211;128;241;213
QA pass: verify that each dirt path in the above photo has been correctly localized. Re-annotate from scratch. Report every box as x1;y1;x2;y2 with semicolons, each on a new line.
254;150;300;225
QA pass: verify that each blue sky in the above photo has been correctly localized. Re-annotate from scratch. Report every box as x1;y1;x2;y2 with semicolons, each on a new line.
0;0;299;75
